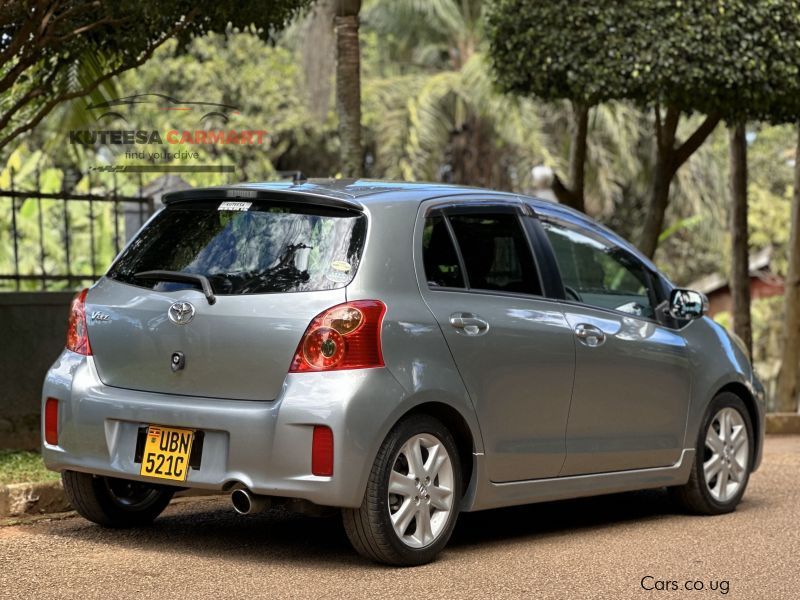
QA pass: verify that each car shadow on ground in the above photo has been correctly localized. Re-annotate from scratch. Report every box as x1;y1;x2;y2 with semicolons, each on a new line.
29;486;729;567
451;488;676;549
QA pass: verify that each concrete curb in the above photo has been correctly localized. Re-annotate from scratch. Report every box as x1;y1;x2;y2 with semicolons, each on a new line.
0;480;70;517
765;413;800;435
0;480;222;519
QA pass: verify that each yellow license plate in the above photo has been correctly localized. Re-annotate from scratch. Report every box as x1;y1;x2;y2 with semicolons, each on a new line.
139;425;194;482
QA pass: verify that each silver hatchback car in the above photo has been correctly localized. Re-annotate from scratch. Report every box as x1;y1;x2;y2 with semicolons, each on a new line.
42;180;765;565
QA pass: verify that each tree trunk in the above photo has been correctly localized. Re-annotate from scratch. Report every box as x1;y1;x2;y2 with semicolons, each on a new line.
729;122;752;357
552;102;588;212
566;101;589;213
639;158;673;259
300;0;336;122
775;125;800;413
334;0;362;177
638;106;720;259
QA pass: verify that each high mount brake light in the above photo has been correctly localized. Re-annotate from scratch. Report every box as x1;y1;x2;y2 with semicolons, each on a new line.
66;288;92;355
290;300;386;372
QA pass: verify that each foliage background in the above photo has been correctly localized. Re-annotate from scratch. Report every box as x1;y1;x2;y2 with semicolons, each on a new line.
1;1;795;404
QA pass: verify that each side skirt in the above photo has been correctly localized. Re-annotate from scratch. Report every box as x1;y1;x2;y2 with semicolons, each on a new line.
462;449;695;512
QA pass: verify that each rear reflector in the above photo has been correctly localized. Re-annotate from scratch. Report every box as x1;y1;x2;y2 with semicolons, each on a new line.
44;398;59;445
311;425;334;476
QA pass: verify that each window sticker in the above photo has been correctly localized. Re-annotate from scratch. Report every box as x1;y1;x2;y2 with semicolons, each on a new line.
326;270;351;283
330;260;351;273
218;201;252;212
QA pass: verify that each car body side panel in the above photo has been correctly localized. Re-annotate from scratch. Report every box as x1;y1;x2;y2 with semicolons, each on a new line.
559;307;691;475
421;290;576;481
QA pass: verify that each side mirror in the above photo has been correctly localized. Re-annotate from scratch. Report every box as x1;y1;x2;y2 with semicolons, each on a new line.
669;288;708;320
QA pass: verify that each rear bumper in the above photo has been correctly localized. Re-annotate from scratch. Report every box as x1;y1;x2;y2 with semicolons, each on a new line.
41;350;407;508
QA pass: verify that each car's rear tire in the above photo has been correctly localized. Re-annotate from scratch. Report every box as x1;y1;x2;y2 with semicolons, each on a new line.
670;392;753;515
62;471;174;528
342;414;462;566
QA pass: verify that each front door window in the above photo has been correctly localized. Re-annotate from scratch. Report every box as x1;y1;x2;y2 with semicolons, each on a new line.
542;221;656;319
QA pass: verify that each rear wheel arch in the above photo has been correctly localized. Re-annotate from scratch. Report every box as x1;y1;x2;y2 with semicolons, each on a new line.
396;402;475;499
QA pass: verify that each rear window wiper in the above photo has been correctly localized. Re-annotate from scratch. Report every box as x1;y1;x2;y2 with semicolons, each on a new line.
133;270;217;305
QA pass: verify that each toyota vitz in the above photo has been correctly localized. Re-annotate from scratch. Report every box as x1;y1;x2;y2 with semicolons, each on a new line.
42;180;765;566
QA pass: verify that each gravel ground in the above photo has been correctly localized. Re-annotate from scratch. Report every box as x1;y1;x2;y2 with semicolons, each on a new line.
1;436;798;600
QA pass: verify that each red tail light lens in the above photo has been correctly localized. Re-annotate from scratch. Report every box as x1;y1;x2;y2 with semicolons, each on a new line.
44;398;59;445
290;300;386;372
66;288;92;355
311;425;334;476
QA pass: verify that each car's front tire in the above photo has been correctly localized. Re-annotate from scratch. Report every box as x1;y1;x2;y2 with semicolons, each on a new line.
342;414;462;566
62;471;174;528
671;392;753;515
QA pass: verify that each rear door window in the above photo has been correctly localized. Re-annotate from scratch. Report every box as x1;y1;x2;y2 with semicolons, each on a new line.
108;201;367;294
448;213;541;296
422;216;465;288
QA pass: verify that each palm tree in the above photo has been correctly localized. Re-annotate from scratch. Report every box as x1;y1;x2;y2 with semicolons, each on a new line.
334;0;363;177
363;0;546;189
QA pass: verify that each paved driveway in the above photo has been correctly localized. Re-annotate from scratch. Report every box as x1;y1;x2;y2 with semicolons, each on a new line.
2;436;798;600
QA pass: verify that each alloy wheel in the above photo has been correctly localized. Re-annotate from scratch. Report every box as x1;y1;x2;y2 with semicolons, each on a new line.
387;433;455;548
703;407;749;503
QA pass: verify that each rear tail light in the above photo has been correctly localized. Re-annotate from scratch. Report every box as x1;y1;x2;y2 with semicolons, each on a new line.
44;398;59;445
289;300;386;372
66;288;92;355
311;425;334;476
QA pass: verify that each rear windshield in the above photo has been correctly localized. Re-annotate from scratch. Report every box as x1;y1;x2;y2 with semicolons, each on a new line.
108;201;367;294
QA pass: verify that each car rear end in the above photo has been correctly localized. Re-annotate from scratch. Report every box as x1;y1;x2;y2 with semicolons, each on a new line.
41;188;405;508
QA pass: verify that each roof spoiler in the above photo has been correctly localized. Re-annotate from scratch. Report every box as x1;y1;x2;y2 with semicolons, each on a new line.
162;187;363;212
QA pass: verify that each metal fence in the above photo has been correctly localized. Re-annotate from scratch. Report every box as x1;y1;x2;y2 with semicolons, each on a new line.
1;169;154;291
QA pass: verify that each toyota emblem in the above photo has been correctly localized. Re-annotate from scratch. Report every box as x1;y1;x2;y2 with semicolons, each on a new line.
168;301;195;325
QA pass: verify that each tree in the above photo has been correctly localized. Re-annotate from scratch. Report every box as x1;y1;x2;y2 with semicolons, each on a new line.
363;1;723;214
778;137;800;412
671;1;800;394
487;1;722;251
486;3;636;212
0;0;309;155
334;0;363;177
362;0;544;189
115;33;338;182
665;0;800;413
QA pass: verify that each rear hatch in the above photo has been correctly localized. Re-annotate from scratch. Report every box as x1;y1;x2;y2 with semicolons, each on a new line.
86;195;367;401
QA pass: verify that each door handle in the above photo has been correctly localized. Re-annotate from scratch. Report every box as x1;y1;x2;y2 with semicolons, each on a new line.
449;312;490;336
575;323;606;347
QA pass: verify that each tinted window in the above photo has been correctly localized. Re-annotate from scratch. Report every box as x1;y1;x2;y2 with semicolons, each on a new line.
542;221;655;318
422;216;465;288
109;202;366;294
448;213;541;295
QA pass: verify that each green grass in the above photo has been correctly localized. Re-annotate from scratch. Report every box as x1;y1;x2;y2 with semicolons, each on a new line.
0;450;60;486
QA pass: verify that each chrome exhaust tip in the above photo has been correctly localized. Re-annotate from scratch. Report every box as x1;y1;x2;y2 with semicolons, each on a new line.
231;488;271;515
